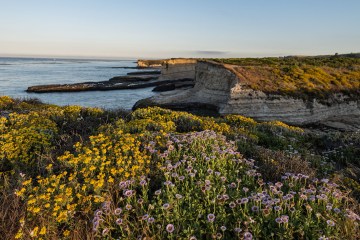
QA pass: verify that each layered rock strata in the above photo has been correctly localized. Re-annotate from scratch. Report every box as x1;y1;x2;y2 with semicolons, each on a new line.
134;61;360;126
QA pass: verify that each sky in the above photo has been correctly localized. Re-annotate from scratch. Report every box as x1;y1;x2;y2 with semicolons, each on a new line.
0;0;359;59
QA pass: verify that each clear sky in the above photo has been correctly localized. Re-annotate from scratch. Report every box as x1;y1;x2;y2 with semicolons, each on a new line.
0;0;359;59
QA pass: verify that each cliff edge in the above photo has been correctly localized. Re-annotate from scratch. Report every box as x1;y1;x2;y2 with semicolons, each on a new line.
134;57;360;129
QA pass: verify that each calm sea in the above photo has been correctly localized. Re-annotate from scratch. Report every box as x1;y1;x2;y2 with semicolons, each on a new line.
0;57;156;109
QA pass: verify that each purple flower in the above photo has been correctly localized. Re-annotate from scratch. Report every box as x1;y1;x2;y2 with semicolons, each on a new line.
333;208;341;214
119;181;127;189
244;231;253;240
241;197;249;204
326;220;335;227
207;213;215;222
147;217;155;223
175;194;183;199
166;224;175;233
115;218;123;225
125;204;132;210
274;206;282;211
94;210;103;217
189;236;197;240
234;227;242;233
275;217;283;224
220;226;226;231
124;190;133;197
178;176;185;181
251;206;259;212
142;214;149;220
114;208;122;215
229;202;236;208
281;215;289;223
163;203;170;210
155;189;162;195
140;180;147;186
243;187;249;193
229;182;237;188
164;181;172;186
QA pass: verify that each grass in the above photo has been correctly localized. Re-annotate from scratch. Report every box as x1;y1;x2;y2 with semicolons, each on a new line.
210;55;360;101
0;96;359;239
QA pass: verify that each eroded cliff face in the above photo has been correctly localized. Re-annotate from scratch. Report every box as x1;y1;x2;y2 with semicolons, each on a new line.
158;59;197;80
134;61;360;127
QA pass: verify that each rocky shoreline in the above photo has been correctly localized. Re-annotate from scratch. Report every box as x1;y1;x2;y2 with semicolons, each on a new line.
26;57;360;130
26;67;194;93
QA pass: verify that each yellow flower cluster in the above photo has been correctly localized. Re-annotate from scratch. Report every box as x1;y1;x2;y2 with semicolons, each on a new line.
16;128;152;238
0;112;58;166
130;107;231;134
264;120;304;133
0;96;14;108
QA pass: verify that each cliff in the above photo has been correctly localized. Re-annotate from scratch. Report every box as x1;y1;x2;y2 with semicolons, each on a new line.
134;60;360;128
158;58;197;80
137;59;165;68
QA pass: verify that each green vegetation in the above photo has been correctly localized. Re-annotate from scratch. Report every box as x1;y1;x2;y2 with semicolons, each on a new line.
211;55;360;101
1;96;359;239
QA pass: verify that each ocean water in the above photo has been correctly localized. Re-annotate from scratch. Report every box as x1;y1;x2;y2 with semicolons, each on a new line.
0;57;157;109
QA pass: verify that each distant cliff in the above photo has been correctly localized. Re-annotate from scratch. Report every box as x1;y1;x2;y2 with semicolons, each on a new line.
137;59;164;68
134;58;360;129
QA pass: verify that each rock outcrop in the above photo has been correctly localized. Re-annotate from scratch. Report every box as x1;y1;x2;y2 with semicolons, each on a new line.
137;59;164;68
158;58;197;80
134;61;360;127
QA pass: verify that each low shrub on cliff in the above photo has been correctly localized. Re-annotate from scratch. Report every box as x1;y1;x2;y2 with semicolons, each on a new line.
212;55;360;101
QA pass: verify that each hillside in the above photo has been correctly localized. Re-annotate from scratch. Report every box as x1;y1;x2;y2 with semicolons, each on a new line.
1;96;360;239
212;55;360;101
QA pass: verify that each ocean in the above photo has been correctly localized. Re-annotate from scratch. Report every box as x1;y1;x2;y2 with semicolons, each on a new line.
0;57;156;109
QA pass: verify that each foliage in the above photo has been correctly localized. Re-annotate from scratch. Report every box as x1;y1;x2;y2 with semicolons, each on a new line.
211;55;360;101
0;97;359;239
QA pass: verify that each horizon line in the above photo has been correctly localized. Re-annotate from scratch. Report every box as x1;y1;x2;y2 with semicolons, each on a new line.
1;51;359;61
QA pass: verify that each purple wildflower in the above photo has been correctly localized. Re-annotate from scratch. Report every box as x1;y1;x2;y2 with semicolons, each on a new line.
115;218;123;225
251;206;259;212
114;208;122;215
207;213;215;223
244;231;253;240
234;227;242;233
166;224;175;233
326;220;335;227
275;218;283;224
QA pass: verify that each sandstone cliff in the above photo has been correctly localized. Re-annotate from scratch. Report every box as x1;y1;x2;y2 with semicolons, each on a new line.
158;58;197;80
134;60;360;128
